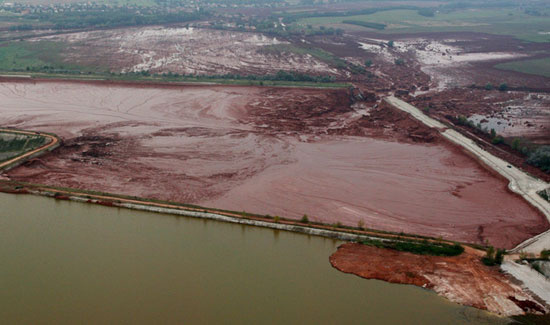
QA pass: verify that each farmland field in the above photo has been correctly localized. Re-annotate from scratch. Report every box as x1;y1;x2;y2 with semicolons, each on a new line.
298;8;550;43
0;41;92;72
495;57;550;78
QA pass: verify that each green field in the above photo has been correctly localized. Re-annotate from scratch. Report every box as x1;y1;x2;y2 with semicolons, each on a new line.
495;57;550;78
0;41;97;72
298;8;550;43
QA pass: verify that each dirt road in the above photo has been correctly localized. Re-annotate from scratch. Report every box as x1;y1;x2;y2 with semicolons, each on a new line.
0;129;58;171
385;96;550;254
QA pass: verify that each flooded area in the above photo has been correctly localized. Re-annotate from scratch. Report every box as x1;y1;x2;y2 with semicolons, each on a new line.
0;192;508;324
468;114;511;134
0;81;547;248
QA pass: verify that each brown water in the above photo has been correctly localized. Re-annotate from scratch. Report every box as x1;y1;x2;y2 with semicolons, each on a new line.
0;193;508;324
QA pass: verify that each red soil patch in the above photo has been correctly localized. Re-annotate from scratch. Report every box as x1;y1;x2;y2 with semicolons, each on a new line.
1;80;547;248
330;243;547;316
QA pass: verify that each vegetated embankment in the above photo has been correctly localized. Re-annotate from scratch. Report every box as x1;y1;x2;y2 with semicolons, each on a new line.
0;129;59;172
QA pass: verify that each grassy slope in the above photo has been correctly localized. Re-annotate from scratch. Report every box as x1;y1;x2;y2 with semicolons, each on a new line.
0;133;48;163
298;8;550;43
495;57;550;78
0;41;96;72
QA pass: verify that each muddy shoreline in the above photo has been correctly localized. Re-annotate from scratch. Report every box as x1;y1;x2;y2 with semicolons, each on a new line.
0;179;465;245
330;242;548;316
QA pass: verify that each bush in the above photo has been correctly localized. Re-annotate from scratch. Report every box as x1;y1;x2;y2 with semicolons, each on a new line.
394;58;405;66
498;83;509;91
491;135;504;145
300;214;309;224
365;59;372;67
348;63;366;74
457;115;471;126
485;83;494;90
361;238;464;256
511;138;521;151
387;40;394;48
541;249;550;259
527;146;550;173
357;219;365;230
482;246;505;266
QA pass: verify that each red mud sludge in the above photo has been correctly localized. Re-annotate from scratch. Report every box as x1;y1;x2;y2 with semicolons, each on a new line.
0;81;547;249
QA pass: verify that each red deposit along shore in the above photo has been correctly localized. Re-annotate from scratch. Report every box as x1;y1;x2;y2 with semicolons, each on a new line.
330;243;547;316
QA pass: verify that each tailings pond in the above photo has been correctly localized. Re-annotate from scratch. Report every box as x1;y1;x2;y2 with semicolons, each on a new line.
0;193;508;324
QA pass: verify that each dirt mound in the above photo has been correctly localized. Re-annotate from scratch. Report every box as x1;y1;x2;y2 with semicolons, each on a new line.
341;101;440;142
243;87;353;134
330;243;548;316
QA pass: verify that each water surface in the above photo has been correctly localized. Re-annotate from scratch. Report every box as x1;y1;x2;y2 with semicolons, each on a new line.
0;193;507;324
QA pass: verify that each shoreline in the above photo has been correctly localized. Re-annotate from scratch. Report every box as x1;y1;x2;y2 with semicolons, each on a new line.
1;127;549;318
0;178;468;247
2;116;548;317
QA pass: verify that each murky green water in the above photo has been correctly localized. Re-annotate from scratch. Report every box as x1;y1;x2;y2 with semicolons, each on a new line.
0;193;508;324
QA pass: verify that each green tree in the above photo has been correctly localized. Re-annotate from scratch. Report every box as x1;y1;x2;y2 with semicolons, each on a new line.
492;135;504;145
527;146;550;172
481;246;504;266
511;138;521;151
